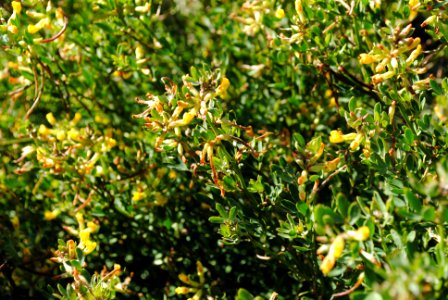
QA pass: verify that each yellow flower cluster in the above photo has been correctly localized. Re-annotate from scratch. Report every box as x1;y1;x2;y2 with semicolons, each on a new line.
320;236;345;275
76;212;98;255
319;226;370;275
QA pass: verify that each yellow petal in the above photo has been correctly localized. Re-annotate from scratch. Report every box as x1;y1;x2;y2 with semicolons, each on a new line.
329;130;344;144
12;1;22;14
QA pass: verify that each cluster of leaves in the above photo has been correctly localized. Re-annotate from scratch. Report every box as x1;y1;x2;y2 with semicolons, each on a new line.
0;0;447;299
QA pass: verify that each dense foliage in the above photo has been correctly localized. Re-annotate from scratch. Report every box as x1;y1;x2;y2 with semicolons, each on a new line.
1;0;447;299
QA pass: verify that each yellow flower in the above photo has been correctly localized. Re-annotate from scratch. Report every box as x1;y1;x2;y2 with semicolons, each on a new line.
12;1;22;14
38;124;52;136
175;287;191;295
28;18;50;34
83;240;97;255
406;44;422;66
46;112;56;126
297;170;308;185
358;53;382;64
349;133;364;151
102;137;117;152
67;128;81;141
178;274;191;284
182;111;196;124
87;221;98;233
79;228;91;244
320;255;335;276
329;236;345;259
324;157;340;172
295;0;305;22
132;191;146;202
135;2;151;13
76;212;84;229
371;71;395;85
329;130;344;143
216;77;230;96
44;209;60;221
135;44;145;60
421;15;436;28
275;8;285;19
72;112;82;124
347;226;370;241
408;0;420;21
56;130;66;141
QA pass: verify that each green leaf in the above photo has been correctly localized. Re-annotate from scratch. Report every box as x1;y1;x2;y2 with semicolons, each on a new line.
349;97;356;112
229;207;237;221
209;216;225;224
348;203;361;225
404;189;421;212
403;127;415;145
215;203;227;218
236;288;254;300
422;206;436;222
248;176;264;193
314;204;340;226
293;132;305;149
336;193;350;218
430;79;443;96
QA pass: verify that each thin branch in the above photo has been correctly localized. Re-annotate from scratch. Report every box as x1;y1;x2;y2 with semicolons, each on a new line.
318;165;347;191
40;16;68;44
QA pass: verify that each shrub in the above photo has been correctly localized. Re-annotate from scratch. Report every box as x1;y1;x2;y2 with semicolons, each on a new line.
0;0;447;299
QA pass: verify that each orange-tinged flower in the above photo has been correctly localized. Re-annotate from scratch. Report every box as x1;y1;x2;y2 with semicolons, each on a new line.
320;255;335;275
7;24;18;34
324;157;340;172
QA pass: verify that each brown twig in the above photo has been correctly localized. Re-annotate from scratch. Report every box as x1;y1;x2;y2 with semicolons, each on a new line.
40;16;68;44
74;190;94;213
24;64;44;119
332;273;365;298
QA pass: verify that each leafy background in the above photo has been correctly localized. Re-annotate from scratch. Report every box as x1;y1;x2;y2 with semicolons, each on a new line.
0;0;447;299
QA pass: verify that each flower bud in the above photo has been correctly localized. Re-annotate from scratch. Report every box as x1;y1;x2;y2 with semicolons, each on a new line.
421;15;436;28
371;71;395;85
